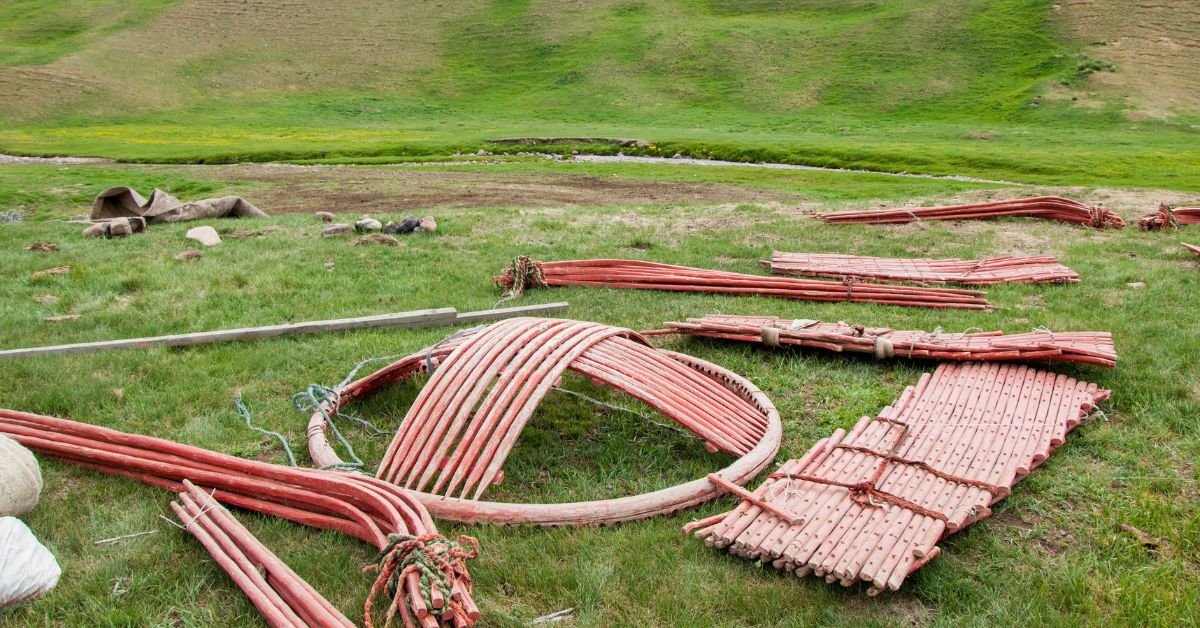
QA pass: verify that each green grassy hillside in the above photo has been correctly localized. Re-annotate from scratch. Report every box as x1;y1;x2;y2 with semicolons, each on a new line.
0;0;1197;185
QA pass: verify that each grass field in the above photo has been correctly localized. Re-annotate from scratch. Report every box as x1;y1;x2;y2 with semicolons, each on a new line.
1;1;1199;189
1;160;1198;625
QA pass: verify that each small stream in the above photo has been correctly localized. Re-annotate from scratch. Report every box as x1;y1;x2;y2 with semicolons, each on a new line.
0;152;1022;186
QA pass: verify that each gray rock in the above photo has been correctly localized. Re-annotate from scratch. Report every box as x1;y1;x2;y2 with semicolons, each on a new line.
322;223;352;237
417;216;437;233
394;216;421;234
185;226;221;246
355;218;382;232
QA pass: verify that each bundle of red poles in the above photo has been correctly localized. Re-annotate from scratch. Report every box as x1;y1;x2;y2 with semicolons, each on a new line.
818;196;1126;229
375;318;772;499
766;252;1079;285
1138;203;1200;230
691;362;1109;594
495;257;993;310
657;315;1117;367
0;408;480;628
170;479;355;627
311;317;784;527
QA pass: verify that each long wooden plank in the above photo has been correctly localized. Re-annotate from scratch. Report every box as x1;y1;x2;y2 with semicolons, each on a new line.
3;303;574;360
454;301;569;324
0;308;458;359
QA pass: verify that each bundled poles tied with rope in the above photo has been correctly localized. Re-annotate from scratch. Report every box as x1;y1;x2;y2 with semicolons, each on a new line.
690;362;1110;594
309;317;783;526
766;252;1079;286
818;196;1126;229
658;315;1117;367
495;257;993;310
0;408;480;628
169;479;354;628
1138;203;1200;231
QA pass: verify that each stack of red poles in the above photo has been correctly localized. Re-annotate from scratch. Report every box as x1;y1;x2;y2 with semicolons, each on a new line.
766;252;1079;285
309;317;784;527
818;196;1126;229
691;362;1109;594
496;258;993;310
1138;203;1200;230
170;479;355;628
375;318;772;500
0;408;480;628
659;315;1117;367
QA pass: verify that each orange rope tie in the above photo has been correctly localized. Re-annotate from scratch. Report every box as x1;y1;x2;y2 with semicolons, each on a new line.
834;443;1003;496
767;472;950;523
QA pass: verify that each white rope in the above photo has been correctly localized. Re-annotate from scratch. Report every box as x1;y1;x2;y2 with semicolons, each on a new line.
159;487;219;531
873;336;895;359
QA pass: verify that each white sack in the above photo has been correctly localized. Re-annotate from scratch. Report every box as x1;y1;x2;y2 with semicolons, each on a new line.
0;434;42;516
0;517;61;608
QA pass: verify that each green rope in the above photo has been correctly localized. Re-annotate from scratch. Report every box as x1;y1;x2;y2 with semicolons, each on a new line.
336;354;403;389
290;354;420;474
369;533;479;617
291;384;367;469
495;255;546;306
233;395;298;467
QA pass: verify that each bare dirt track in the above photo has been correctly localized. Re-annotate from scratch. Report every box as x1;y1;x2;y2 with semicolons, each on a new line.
180;163;1195;222
198;164;800;214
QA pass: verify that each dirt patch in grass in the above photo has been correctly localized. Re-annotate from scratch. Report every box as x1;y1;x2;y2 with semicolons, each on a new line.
200;165;797;214
845;591;933;626
1036;528;1075;557
992;510;1075;557
561;201;810;243
221;226;283;239
993;511;1035;532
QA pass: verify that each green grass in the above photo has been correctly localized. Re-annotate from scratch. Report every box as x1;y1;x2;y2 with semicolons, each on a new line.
1;1;1198;189
1;161;1197;625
